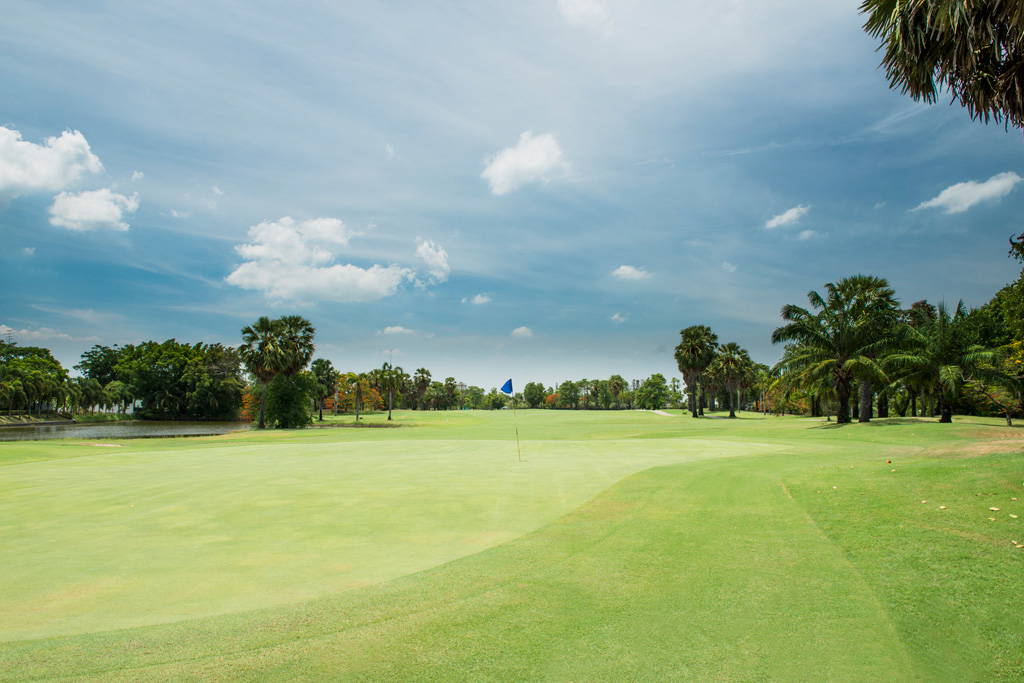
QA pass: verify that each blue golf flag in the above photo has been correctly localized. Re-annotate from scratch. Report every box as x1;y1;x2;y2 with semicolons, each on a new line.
500;378;513;395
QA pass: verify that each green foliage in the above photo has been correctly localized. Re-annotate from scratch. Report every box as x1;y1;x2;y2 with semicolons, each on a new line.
523;381;546;408
0;343;69;415
634;373;669;409
263;373;315;428
861;0;1024;128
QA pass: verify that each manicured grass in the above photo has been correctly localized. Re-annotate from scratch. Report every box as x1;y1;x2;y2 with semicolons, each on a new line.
1;410;1021;679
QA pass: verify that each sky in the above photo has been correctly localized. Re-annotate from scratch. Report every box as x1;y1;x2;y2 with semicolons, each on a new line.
2;0;1022;388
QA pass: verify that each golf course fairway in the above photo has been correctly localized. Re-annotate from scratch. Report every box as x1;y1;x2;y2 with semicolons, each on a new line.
1;410;1021;680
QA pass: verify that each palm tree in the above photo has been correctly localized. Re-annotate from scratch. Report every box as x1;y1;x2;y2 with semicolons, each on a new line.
413;368;431;410
886;301;993;423
310;358;338;422
277;315;316;376
239;316;285;429
674;325;718;418
772;276;897;424
861;0;1024;128
708;342;752;418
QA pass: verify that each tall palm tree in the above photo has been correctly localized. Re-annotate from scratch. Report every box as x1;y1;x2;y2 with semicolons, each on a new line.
239;316;285;429
277;315;316;376
413;368;431;410
708;342;752;418
310;358;338;422
772;276;897;424
886;301;993;423
832;275;899;422
674;325;718;418
861;0;1024;128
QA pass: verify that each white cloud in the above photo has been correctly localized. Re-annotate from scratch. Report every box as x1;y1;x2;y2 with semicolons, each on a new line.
22;247;35;256
512;326;533;338
226;216;413;303
611;312;626;323
721;260;737;272
212;185;223;196
557;0;612;32
913;171;1022;214
797;229;815;240
385;143;396;160
462;293;492;304
765;204;810;229
169;209;191;218
48;188;139;231
481;131;569;195
381;325;414;335
416;238;450;283
611;265;651;280
0;323;99;343
0;126;102;198
131;170;144;182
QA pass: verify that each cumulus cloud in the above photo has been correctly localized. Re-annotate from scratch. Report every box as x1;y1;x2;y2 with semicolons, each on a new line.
798;229;816;240
765;204;810;229
611;312;626;323
913;171;1022;214
611;265;651;280
226;216;413;303
0;126;102;198
557;0;612;31
416;238;450;283
48;188;139;231
721;260;737;272
381;325;414;335
131;170;144;182
511;326;533;338
462;293;492;304
0;323;99;343
482;131;569;195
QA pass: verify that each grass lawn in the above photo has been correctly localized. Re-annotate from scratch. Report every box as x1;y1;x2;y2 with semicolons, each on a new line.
0;410;1021;680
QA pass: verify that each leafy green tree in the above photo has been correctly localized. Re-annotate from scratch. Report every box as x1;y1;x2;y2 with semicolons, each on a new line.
674;325;718;418
861;0;1024;128
557;380;579;409
523;382;546;408
75;345;123;387
264;372;316;428
635;373;670;409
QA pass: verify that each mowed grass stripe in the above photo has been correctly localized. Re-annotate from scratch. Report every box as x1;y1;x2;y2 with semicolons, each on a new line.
4;457;919;681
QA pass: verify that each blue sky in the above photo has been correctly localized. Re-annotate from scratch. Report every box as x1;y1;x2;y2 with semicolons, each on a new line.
2;1;1022;387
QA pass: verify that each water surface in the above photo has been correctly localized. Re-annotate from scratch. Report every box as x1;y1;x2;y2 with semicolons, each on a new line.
0;421;249;442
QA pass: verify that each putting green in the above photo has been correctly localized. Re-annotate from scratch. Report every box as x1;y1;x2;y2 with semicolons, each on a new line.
1;410;1022;679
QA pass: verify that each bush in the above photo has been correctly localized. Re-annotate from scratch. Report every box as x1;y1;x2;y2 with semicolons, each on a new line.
264;373;315;428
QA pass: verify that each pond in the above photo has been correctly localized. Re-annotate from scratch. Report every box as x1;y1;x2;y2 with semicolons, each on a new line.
0;421;250;442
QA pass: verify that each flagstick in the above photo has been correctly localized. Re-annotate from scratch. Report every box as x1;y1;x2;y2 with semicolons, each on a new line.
512;397;523;462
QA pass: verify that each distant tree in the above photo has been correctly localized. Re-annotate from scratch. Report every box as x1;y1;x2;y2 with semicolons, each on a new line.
887;301;994;423
413;368;431;410
239;317;285;429
635;373;670;409
674;325;718;418
708;342;753;418
608;374;627;408
557;380;579;409
861;0;1024;128
311;358;339;421
523;381;546;408
75;345;123;387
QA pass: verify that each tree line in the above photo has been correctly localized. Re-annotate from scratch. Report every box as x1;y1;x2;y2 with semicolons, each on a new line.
674;236;1024;425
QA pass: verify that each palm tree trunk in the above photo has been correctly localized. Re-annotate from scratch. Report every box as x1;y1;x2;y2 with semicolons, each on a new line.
836;380;852;424
858;381;872;423
688;387;698;417
257;381;267;429
698;388;705;416
910;392;917;417
939;397;953;423
388;387;393;421
877;390;889;418
727;386;736;418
